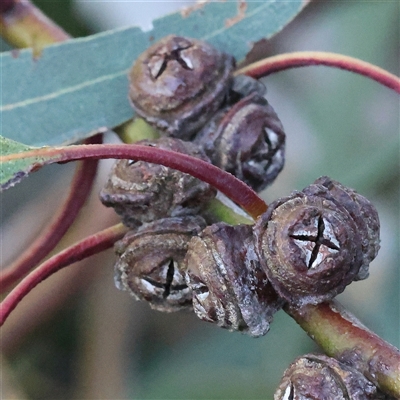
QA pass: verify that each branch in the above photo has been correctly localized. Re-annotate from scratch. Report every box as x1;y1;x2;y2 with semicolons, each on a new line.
0;223;128;326
285;300;400;398
0;135;102;292
237;52;400;95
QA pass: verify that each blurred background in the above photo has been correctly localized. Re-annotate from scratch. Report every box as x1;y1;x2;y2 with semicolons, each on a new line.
1;1;399;399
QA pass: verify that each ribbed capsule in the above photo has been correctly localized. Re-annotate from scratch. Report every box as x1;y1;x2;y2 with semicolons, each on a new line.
114;216;206;312
254;177;381;307
195;92;285;192
129;35;235;140
184;222;283;337
274;354;393;400
99;137;216;228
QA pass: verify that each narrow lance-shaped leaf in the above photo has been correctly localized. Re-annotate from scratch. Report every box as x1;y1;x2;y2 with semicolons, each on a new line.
0;1;308;146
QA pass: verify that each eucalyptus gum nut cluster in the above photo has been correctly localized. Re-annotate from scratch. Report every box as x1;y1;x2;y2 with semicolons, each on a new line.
99;137;216;228
114;216;206;312
254;178;380;307
194;92;285;192
128;36;287;192
129;35;235;140
274;354;389;400
184;223;283;337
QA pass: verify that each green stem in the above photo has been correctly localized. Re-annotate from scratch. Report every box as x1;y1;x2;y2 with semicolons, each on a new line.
206;196;253;225
114;118;160;144
285;300;400;398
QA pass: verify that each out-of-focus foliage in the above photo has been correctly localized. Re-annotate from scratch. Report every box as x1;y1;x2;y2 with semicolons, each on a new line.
0;0;90;52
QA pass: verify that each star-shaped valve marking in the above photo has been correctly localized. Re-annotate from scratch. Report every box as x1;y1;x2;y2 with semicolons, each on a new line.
141;259;188;298
149;43;193;80
289;214;340;269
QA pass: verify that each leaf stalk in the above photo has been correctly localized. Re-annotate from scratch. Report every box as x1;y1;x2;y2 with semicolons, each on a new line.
0;223;128;326
237;51;400;95
1;143;268;219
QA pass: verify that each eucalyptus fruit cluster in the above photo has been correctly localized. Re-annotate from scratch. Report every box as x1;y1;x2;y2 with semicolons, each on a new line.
128;34;286;191
97;35;385;398
100;36;380;338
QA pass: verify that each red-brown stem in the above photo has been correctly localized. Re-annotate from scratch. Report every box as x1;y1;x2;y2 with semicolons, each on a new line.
285;300;400;398
0;223;128;326
0;135;102;293
0;0;69;54
237;52;400;95
2;143;268;219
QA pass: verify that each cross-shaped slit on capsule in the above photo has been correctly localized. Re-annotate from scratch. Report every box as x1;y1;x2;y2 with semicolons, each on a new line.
141;259;187;298
290;215;340;269
150;45;193;80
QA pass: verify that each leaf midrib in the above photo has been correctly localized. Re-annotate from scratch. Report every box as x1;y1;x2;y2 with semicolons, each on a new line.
1;69;129;112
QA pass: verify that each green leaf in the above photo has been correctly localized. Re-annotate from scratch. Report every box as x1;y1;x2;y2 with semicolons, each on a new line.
0;136;41;190
1;1;308;146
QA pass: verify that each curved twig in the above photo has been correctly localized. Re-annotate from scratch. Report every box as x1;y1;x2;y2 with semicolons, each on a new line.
0;223;128;326
1;143;268;219
237;51;400;95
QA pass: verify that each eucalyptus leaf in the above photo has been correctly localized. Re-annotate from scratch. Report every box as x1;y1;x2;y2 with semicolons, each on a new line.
0;1;308;147
0;136;41;190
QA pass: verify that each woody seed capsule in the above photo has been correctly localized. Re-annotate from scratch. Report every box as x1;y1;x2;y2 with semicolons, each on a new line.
129;35;235;140
274;354;391;400
114;216;206;312
254;177;379;307
99;137;216;228
195;92;285;192
184;222;283;337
